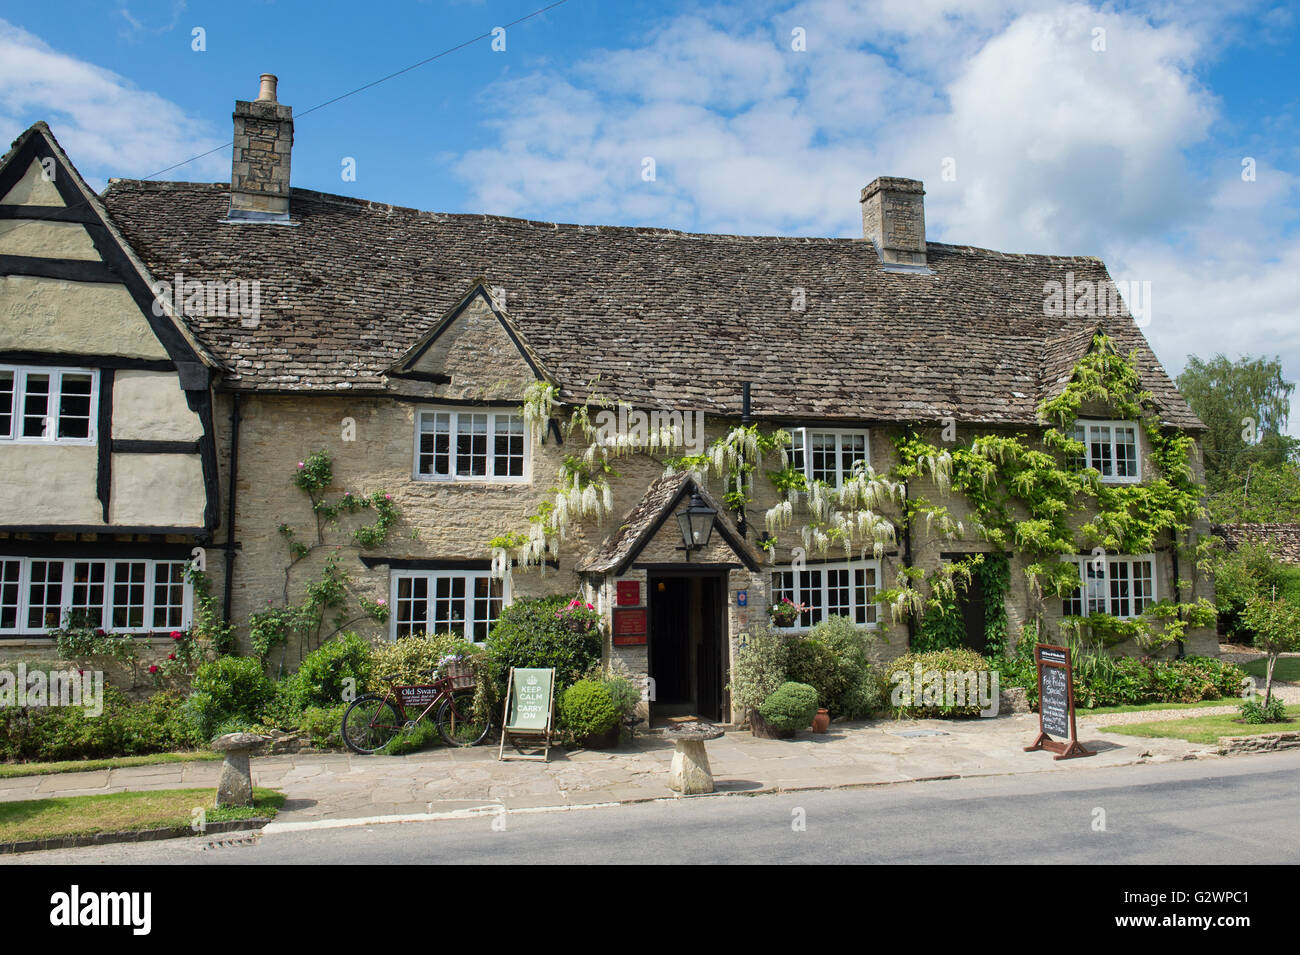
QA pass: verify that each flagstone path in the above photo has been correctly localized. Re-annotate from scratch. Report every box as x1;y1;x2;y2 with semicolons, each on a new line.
0;713;1216;824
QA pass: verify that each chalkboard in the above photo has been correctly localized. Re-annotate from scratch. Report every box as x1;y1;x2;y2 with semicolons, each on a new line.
1039;665;1070;738
1025;643;1095;760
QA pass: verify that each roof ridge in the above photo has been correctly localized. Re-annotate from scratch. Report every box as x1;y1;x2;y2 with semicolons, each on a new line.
100;178;1107;259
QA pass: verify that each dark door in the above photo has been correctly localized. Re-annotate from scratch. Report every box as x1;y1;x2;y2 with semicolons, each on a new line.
958;571;987;653
649;576;691;704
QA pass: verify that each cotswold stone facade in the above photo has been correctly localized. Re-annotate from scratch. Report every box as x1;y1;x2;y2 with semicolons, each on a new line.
1;76;1215;723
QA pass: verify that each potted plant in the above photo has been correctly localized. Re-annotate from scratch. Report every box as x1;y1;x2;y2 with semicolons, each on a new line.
768;598;807;628
752;682;818;739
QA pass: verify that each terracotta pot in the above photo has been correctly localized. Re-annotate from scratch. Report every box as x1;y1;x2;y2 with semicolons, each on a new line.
811;708;830;733
749;709;795;740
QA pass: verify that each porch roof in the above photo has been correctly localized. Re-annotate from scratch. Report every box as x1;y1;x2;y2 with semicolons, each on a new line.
577;472;763;576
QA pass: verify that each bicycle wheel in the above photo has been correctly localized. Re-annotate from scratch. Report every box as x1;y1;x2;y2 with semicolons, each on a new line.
434;690;492;747
341;694;403;754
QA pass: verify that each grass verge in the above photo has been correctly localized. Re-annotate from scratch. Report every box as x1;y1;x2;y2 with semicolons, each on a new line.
1079;698;1248;717
0;788;283;844
0;751;219;780
1241;657;1300;683
1102;705;1300;745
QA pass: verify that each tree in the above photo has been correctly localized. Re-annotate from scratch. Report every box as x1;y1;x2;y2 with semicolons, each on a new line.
1211;537;1285;639
1176;354;1298;493
1206;460;1300;524
1241;590;1300;709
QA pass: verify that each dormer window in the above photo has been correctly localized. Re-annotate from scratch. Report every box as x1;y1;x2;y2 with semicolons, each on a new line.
789;427;870;487
414;407;528;483
0;366;97;444
1069;420;1139;482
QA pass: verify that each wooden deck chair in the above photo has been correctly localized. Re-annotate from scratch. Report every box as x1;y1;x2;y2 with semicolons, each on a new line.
498;667;556;762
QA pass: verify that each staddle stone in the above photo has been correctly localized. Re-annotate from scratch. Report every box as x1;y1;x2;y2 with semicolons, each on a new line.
211;732;267;808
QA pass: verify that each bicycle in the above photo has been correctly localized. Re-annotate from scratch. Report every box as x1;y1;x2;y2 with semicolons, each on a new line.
341;659;492;754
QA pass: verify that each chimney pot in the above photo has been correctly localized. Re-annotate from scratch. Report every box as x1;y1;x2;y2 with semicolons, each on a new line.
860;176;928;270
257;73;279;103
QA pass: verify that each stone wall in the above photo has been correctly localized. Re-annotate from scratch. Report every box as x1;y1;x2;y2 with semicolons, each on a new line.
210;388;1216;676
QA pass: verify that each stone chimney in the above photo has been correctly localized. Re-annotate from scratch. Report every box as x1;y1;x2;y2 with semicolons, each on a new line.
227;74;293;223
860;177;927;269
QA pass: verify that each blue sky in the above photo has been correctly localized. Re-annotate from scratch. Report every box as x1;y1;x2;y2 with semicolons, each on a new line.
2;0;1298;431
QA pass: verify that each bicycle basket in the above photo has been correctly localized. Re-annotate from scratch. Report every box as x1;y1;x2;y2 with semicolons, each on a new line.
442;659;477;690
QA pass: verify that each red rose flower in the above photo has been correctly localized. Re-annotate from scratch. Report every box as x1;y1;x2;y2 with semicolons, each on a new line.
168;653;176;661
171;631;183;640
148;665;159;674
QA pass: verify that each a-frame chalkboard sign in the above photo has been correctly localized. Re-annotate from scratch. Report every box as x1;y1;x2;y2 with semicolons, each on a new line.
1024;644;1096;760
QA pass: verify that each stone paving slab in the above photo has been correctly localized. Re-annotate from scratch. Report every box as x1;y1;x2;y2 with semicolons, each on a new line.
0;714;1212;819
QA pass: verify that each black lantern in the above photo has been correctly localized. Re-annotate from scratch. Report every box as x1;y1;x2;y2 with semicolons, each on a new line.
676;491;717;554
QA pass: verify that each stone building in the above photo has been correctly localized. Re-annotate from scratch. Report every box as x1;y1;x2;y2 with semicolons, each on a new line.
0;75;1215;722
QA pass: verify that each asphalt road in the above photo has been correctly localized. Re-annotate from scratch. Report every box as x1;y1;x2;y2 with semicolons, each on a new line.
8;751;1300;865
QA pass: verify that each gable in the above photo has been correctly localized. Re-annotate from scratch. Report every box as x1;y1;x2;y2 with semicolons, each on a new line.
578;473;762;575
392;285;548;401
0;158;64;206
0;125;212;368
0;124;221;533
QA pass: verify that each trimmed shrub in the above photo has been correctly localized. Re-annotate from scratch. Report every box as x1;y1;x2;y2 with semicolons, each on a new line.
728;626;789;714
758;682;819;732
486;596;602;690
558;678;619;743
787;615;877;717
188;656;276;739
884;649;993;718
283;631;373;713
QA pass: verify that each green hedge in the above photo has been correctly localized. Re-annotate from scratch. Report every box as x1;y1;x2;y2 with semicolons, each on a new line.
0;688;202;762
884;649;992;718
993;634;1247;710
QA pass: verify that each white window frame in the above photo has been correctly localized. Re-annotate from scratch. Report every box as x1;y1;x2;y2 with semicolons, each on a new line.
1061;554;1157;619
413;407;530;483
1069;419;1141;483
0;365;98;445
0;557;193;635
389;569;512;643
769;558;880;631
788;427;871;488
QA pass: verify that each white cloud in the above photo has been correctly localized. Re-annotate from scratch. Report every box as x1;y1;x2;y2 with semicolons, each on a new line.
0;18;226;188
451;0;1300;430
